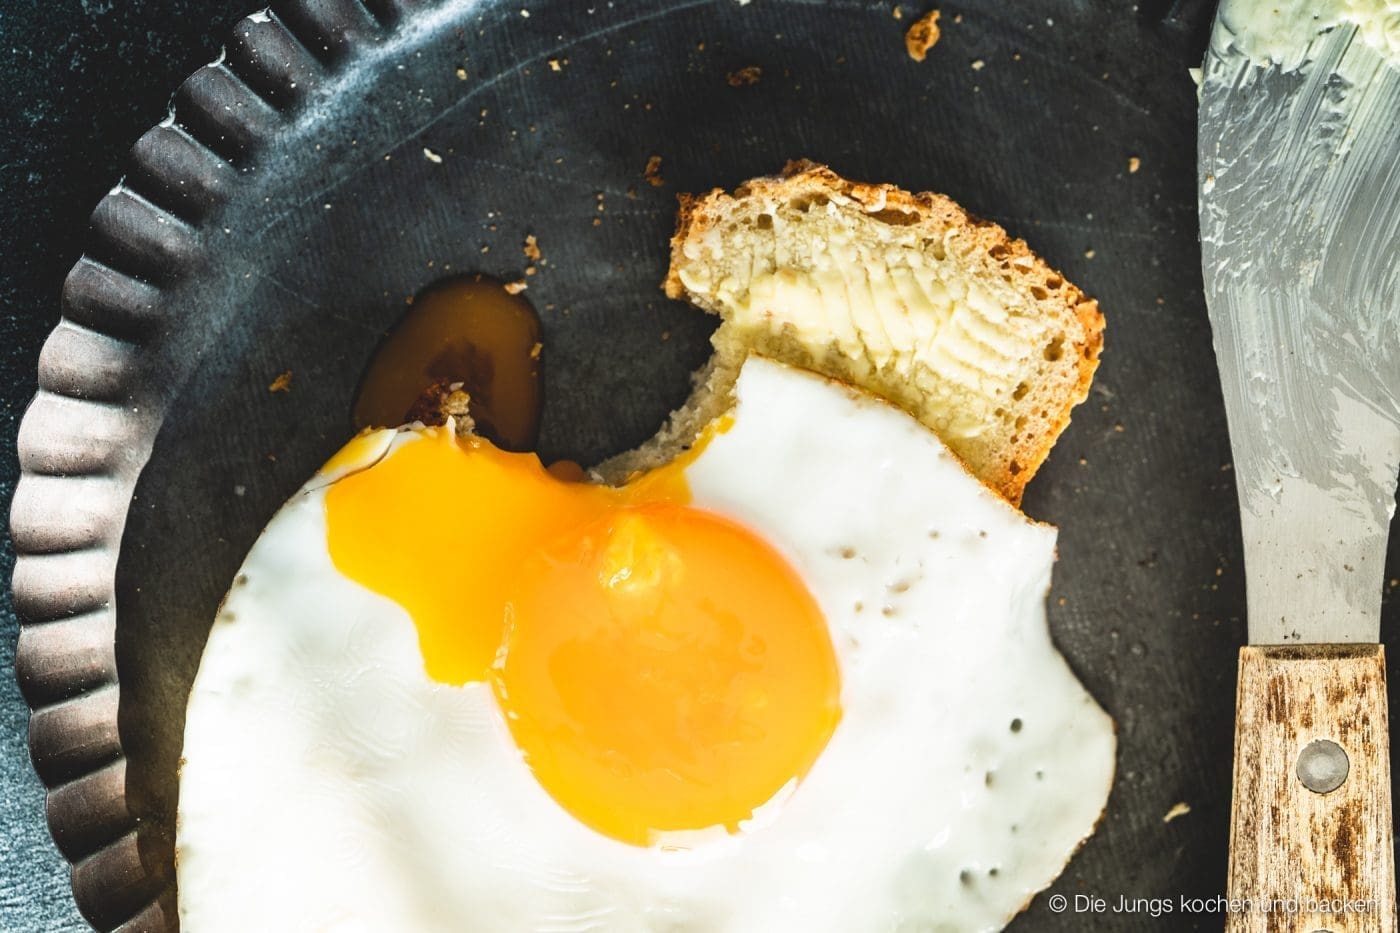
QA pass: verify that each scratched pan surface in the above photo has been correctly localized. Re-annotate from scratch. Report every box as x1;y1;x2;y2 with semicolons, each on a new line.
17;0;1372;929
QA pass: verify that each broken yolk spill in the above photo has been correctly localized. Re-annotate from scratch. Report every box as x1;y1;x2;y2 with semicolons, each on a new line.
322;423;842;846
352;275;543;451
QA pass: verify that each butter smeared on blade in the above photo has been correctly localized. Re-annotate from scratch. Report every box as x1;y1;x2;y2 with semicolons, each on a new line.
1200;3;1400;645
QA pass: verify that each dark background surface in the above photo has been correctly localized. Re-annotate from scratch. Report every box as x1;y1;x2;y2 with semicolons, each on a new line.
3;1;1394;932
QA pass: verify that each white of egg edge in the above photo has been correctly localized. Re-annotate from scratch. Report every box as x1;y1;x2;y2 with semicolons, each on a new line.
176;356;1116;933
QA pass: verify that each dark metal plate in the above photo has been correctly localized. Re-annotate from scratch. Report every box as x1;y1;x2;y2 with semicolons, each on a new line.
15;0;1392;930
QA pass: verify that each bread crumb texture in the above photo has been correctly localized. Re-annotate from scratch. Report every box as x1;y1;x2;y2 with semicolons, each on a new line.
905;10;941;62
405;380;476;436
726;65;763;87
655;161;1103;503
644;155;665;187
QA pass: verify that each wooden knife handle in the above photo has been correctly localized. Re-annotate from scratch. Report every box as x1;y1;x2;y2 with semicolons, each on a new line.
1227;644;1397;932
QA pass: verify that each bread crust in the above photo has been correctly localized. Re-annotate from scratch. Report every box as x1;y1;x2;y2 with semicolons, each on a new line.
663;160;1104;504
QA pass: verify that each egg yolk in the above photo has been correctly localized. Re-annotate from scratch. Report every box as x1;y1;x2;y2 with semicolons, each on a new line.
323;425;842;846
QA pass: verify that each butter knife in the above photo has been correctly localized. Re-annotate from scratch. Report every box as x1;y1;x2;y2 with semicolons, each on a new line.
1199;5;1400;930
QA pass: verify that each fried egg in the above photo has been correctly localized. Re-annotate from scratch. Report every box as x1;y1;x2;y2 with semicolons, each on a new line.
177;356;1114;932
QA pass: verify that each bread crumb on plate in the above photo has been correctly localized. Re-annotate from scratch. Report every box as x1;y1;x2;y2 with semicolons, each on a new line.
726;66;762;87
905;10;941;61
644;155;665;187
1163;802;1192;824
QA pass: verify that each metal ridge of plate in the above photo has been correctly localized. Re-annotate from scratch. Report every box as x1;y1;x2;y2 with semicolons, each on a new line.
7;1;441;928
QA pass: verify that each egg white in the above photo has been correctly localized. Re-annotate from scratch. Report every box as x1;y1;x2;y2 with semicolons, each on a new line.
177;356;1115;933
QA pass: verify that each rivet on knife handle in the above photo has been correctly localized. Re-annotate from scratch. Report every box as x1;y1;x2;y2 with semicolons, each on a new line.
1227;645;1396;932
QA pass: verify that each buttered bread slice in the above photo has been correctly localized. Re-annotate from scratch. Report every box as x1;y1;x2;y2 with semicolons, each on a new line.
656;161;1103;503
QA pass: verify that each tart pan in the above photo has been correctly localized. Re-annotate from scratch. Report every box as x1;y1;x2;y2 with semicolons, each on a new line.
9;0;1264;928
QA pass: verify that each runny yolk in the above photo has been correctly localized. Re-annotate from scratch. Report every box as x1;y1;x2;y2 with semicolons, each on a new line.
322;425;842;846
351;275;543;451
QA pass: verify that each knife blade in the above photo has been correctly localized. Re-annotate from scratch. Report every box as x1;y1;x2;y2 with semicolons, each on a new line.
1200;16;1400;647
1199;5;1400;930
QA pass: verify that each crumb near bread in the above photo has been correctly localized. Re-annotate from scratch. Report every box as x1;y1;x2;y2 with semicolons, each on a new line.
905;10;941;61
726;66;763;87
1163;801;1192;823
649;161;1103;504
403;380;476;437
644;155;665;187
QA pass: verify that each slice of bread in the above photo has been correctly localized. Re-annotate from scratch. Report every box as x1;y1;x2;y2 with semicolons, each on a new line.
636;161;1103;504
